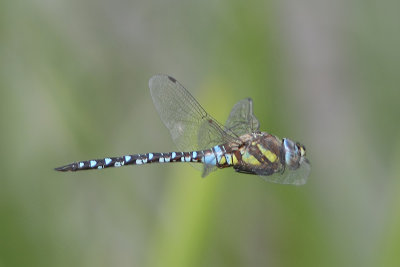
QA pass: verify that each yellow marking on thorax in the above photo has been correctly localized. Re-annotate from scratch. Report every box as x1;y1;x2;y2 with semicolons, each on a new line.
256;144;277;163
241;151;262;166
232;154;239;165
218;155;226;165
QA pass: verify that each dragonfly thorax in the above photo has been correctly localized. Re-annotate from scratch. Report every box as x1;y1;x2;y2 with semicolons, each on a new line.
231;132;285;176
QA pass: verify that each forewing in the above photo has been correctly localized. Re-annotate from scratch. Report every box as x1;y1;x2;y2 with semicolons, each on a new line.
149;74;235;152
224;98;260;136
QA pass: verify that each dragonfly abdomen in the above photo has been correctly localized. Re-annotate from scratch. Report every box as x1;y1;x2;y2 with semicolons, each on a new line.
54;146;234;172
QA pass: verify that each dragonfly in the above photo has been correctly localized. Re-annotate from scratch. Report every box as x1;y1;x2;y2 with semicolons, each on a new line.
55;74;310;185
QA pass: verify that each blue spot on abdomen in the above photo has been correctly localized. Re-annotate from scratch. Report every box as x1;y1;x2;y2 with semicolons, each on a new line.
204;154;217;165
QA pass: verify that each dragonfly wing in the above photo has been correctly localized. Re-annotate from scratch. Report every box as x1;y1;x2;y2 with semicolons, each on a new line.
149;74;236;152
224;98;260;136
202;165;217;177
258;158;311;185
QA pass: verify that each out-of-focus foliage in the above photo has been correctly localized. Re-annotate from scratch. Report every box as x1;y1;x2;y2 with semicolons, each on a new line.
1;0;399;266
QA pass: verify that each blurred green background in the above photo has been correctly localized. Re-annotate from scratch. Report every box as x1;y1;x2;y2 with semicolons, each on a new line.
1;0;400;266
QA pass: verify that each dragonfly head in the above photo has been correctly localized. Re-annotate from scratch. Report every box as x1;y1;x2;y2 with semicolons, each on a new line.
282;138;307;170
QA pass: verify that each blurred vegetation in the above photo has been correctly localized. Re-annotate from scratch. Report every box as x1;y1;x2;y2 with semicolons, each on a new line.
1;0;399;266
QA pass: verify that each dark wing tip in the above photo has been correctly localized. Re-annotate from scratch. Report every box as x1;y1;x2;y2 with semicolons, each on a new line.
167;75;177;83
149;74;177;89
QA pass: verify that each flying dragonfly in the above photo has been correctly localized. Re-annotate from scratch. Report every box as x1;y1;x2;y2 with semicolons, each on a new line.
55;74;310;185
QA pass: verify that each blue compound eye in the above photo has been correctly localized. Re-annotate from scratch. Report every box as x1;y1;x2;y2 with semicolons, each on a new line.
283;138;301;170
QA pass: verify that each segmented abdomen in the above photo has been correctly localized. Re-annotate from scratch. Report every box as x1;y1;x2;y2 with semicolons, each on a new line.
54;145;235;172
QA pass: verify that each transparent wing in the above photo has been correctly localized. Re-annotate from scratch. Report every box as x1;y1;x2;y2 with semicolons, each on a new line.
225;98;260;136
258;158;311;185
149;74;236;152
